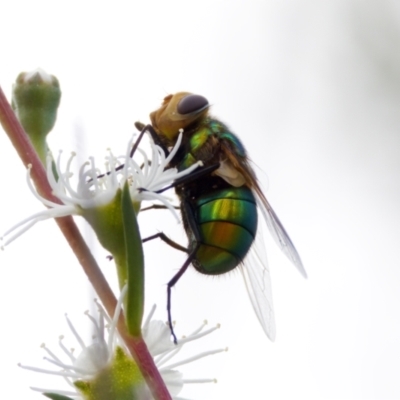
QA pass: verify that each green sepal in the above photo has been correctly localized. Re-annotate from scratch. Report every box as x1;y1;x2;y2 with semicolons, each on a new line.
82;184;144;335
82;189;140;289
121;182;144;336
43;393;75;400
83;189;125;259
12;70;61;164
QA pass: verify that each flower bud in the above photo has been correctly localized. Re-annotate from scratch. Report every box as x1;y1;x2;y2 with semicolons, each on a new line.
12;68;61;163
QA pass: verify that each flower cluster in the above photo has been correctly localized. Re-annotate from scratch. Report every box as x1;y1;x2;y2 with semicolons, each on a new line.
2;69;226;400
2;130;200;248
20;286;226;400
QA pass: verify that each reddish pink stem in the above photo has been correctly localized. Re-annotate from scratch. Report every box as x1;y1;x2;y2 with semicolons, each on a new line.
0;86;171;400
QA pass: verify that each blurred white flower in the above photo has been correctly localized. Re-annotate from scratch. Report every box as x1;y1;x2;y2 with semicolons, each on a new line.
19;286;226;400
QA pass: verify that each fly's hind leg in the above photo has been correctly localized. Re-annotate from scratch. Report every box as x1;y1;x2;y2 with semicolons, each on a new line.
142;232;188;253
106;231;187;261
167;244;200;344
140;204;180;212
165;199;202;343
143;231;198;343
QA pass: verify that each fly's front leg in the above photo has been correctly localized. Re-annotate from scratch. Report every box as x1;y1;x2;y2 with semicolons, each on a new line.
153;162;220;194
97;123;153;179
134;122;170;156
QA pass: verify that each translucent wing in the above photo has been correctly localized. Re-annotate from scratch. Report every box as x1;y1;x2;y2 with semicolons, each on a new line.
240;221;276;341
219;133;306;339
220;138;306;278
240;189;306;341
255;191;307;278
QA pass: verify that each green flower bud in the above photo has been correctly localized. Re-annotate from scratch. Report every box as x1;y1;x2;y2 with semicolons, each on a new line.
12;68;61;163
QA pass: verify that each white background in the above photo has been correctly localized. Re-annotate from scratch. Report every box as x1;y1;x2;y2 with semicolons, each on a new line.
1;1;400;399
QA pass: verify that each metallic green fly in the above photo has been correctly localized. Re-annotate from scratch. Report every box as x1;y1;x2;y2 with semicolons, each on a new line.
137;92;307;342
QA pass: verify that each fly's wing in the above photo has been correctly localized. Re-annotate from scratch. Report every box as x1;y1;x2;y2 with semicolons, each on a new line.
254;190;307;278
240;221;276;341
220;138;307;278
217;130;305;340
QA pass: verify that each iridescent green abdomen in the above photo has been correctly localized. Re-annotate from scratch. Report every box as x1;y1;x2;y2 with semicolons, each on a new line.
192;187;258;274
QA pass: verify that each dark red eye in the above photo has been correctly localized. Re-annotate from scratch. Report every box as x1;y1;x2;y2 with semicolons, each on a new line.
177;94;209;115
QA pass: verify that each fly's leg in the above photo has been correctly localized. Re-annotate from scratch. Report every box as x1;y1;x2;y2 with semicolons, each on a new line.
140;204;180;212
128;123;150;158
137;162;221;196
134;122;169;155
143;229;197;343
165;199;202;343
167;244;200;344
107;232;187;261
135;122;221;192
143;200;202;344
96;123;151;179
142;232;188;253
154;163;220;194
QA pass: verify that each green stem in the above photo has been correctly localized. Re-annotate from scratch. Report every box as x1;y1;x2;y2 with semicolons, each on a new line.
0;86;172;400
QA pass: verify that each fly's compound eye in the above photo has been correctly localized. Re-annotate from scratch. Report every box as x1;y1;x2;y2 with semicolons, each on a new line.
177;94;209;115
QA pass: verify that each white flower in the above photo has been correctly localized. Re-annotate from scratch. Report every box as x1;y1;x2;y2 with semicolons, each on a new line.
19;286;226;400
1;130;201;248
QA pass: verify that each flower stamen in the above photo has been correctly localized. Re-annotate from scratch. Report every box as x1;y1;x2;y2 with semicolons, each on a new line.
2;130;202;248
20;287;225;399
